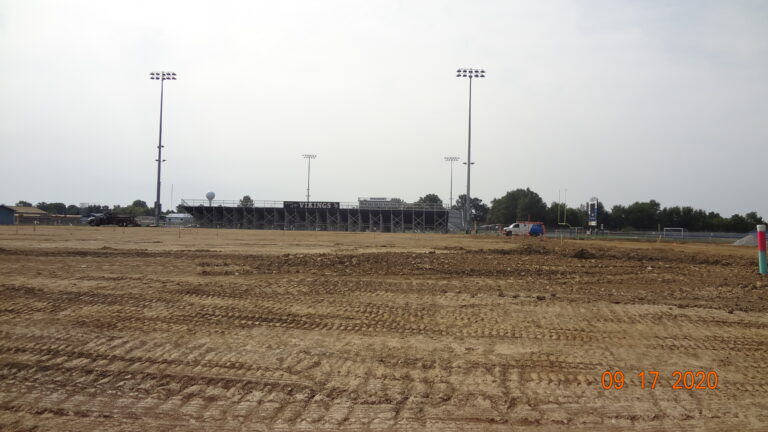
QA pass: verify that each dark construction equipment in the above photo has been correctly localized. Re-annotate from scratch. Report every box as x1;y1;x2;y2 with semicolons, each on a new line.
87;212;140;227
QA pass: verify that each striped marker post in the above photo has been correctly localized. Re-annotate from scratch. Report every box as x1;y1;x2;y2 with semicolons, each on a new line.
759;224;767;275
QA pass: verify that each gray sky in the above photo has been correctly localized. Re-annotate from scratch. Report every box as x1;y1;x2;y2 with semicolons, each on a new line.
1;0;766;217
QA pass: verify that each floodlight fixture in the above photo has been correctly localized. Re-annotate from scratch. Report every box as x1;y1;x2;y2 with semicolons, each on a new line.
150;71;177;80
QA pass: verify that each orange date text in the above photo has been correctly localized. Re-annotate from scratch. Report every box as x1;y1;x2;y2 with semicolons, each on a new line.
601;370;718;390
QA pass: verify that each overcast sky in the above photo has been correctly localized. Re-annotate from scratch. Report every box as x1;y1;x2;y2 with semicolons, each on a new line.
1;0;766;217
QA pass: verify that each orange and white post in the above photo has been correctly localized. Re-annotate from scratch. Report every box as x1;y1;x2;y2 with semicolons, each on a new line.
758;224;767;275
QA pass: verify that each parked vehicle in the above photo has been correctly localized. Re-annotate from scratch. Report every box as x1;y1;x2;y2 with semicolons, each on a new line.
87;212;140;227
503;221;546;237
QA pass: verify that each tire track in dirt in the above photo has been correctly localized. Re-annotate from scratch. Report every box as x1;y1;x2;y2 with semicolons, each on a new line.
6;274;765;355
2;235;767;430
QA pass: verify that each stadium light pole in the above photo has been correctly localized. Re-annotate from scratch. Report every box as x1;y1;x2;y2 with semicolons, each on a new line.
149;71;176;227
456;67;485;233
302;154;317;203
444;156;459;209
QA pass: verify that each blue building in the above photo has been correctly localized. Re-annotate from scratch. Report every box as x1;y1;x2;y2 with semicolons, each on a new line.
0;205;16;225
0;205;50;225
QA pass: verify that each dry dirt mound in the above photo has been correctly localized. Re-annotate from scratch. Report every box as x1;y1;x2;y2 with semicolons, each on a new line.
571;248;597;259
468;243;552;256
198;250;567;277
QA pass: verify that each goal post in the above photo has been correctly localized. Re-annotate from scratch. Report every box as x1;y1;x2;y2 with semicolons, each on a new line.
663;227;685;239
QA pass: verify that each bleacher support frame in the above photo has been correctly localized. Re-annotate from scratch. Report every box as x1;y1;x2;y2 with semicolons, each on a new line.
182;200;450;233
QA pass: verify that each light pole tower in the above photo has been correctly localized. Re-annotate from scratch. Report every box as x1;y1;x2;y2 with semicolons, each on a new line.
149;71;176;227
444;156;459;209
456;68;485;232
302;154;317;203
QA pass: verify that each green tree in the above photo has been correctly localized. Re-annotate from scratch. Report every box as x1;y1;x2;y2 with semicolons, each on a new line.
66;205;81;215
725;214;751;232
455;194;490;223
36;202;67;214
705;211;726;232
571;204;589;227
112;203;148;217
83;204;109;215
416;194;443;206
744;211;765;227
120;200;154;216
659;206;682;228
487;188;547;224
607;204;627;230
130;206;148;217
239;195;254;208
544;201;561;227
624;200;661;230
15;200;32;207
48;202;67;215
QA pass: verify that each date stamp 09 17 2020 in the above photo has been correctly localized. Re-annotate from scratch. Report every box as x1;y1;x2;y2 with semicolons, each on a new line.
601;371;719;390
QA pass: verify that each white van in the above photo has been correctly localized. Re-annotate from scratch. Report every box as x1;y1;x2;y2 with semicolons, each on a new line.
503;221;545;236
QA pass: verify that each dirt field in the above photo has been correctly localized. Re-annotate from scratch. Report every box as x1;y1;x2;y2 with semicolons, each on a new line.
1;226;767;431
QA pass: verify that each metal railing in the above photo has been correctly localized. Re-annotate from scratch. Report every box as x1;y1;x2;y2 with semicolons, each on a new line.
469;227;747;243
547;228;745;243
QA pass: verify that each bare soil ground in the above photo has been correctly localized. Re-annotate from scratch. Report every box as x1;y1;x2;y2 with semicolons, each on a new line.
1;226;766;431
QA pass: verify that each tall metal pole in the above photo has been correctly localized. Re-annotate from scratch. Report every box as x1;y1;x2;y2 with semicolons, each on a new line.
306;157;311;202
302;154;316;203
451;159;454;208
456;68;485;233
150;71;176;227
444;156;459;209
465;76;472;232
155;78;164;226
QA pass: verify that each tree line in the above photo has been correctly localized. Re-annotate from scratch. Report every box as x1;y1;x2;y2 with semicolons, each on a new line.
416;188;764;233
12;190;765;233
9;200;185;217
